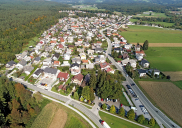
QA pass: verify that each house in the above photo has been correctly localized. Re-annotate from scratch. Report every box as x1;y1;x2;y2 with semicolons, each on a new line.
124;44;132;49
94;57;100;63
78;39;83;44
114;48;121;53
66;49;72;54
135;50;145;56
23;66;34;75
95;48;103;53
61;61;70;67
34;57;41;64
72;57;81;64
57;72;69;81
32;68;43;78
68;36;74;43
86;63;94;69
77;48;84;53
82;60;89;64
72;73;84;85
6;61;16;69
16;59;27;69
54;61;60;67
136;54;143;61
75;41;82;46
98;55;106;63
70;63;81;75
79;53;86;60
44;67;59;78
121;58;137;68
140;59;150;68
100;62;110;70
42;58;52;68
64;53;71;60
137;69;147;77
81;65;85;69
83;42;90;47
50;40;57;46
135;44;141;51
57;44;64;50
58;85;63;91
15;51;28;60
106;67;115;74
68;45;74;49
122;53;129;59
87;50;94;55
147;69;160;76
52;53;60;61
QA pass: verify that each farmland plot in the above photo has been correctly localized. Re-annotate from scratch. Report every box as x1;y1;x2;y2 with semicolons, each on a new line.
163;71;182;81
139;81;182;126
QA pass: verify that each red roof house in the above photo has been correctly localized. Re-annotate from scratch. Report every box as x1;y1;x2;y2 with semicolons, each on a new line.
57;72;69;81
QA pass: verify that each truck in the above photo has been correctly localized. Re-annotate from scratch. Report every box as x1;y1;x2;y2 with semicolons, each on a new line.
101;121;110;128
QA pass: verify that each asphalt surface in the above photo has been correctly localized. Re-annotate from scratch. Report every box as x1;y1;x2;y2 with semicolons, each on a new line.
13;78;103;128
101;27;180;128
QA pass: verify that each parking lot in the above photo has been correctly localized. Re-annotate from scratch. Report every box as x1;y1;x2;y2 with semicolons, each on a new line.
36;76;56;91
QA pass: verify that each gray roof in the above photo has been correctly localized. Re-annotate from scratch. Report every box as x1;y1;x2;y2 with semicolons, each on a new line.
95;48;103;51
44;67;58;75
35;57;41;61
19;59;27;66
137;69;147;74
24;66;34;72
7;61;16;66
54;53;60;58
34;68;43;76
71;63;80;68
141;59;149;64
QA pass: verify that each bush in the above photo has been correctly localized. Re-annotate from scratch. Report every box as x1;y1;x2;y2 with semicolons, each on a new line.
102;103;107;110
137;115;145;124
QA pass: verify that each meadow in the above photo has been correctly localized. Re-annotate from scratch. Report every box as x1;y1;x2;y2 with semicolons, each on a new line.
129;19;175;26
139;81;182;126
144;47;182;71
133;12;168;18
173;81;182;90
120;25;182;43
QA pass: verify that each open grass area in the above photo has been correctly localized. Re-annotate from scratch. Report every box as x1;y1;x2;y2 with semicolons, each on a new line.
32;101;92;128
133;12;168;18
22;36;40;52
120;25;182;43
163;71;182;81
139;81;182;126
144;47;182;71
129;19;175;26
173;81;182;90
99;111;142;128
119;93;130;106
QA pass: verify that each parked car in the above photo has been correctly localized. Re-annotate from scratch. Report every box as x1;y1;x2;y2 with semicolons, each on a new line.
131;83;135;86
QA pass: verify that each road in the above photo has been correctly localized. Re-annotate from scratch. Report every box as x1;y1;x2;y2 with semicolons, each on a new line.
13;78;103;128
100;27;181;128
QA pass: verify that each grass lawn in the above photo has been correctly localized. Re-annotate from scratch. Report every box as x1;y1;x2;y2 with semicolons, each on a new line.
129;19;175;26
65;116;89;128
99;111;142;128
173;81;182;90
119;93;130;106
22;36;40;52
144;47;182;71
133;12;168;18
120;25;182;43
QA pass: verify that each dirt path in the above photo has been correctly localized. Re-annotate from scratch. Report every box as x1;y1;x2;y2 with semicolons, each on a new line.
131;43;182;47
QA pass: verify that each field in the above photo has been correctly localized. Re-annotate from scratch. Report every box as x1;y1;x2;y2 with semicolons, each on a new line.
120;25;182;43
163;72;182;81
144;47;182;71
173;81;182;90
32;102;92;128
99;111;143;128
129;19;175;26
139;81;182;126
132;43;182;47
133;12;168;18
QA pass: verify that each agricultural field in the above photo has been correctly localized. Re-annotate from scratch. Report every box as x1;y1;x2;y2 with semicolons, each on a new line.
139;81;182;126
99;111;143;128
173;81;182;90
31;102;92;128
120;25;182;43
129;19;175;26
144;47;182;71
163;71;182;81
132;43;182;47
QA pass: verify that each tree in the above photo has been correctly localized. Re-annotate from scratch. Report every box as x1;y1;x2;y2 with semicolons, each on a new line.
80;96;84;102
74;92;79;100
127;109;135;120
137;115;145;124
90;88;95;101
82;86;90;100
143;40;149;50
109;105;116;114
143;118;149;125
118;107;125;117
34;92;43;103
166;75;170;80
149;118;155;126
89;72;97;89
102;103;107;110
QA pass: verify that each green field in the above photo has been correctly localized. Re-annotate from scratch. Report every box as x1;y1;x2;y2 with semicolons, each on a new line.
145;47;182;71
173;81;182;90
133;12;168;18
99;111;143;128
120;25;182;43
129;19;175;26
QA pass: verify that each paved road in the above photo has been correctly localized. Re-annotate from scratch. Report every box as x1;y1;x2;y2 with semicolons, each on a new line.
101;27;180;128
13;78;103;128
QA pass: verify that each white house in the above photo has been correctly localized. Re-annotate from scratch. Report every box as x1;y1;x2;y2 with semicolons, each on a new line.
33;68;43;78
70;63;81;75
64;53;71;60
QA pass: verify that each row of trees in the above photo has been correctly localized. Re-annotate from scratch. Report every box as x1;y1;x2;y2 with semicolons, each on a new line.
0;76;44;127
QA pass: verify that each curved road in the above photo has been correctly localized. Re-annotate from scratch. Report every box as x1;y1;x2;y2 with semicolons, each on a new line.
100;28;181;128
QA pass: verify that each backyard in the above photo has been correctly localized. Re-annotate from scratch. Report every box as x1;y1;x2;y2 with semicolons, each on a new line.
120;25;182;43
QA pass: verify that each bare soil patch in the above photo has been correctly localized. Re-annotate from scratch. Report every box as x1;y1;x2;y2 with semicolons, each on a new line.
163;71;182;81
132;43;182;47
139;81;182;126
119;28;127;31
49;109;67;128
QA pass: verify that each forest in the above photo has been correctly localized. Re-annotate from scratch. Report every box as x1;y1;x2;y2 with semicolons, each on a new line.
0;0;71;64
0;76;48;127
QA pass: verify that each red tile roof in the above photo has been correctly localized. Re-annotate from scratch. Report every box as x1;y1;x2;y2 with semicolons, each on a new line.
57;72;69;79
100;62;109;69
136;50;145;54
58;85;63;89
72;73;84;81
50;40;56;43
54;61;60;65
39;41;43;44
57;44;64;49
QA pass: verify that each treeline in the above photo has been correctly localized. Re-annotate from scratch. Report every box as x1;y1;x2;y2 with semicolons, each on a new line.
0;0;71;64
88;70;125;99
73;12;97;18
0;76;45;127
